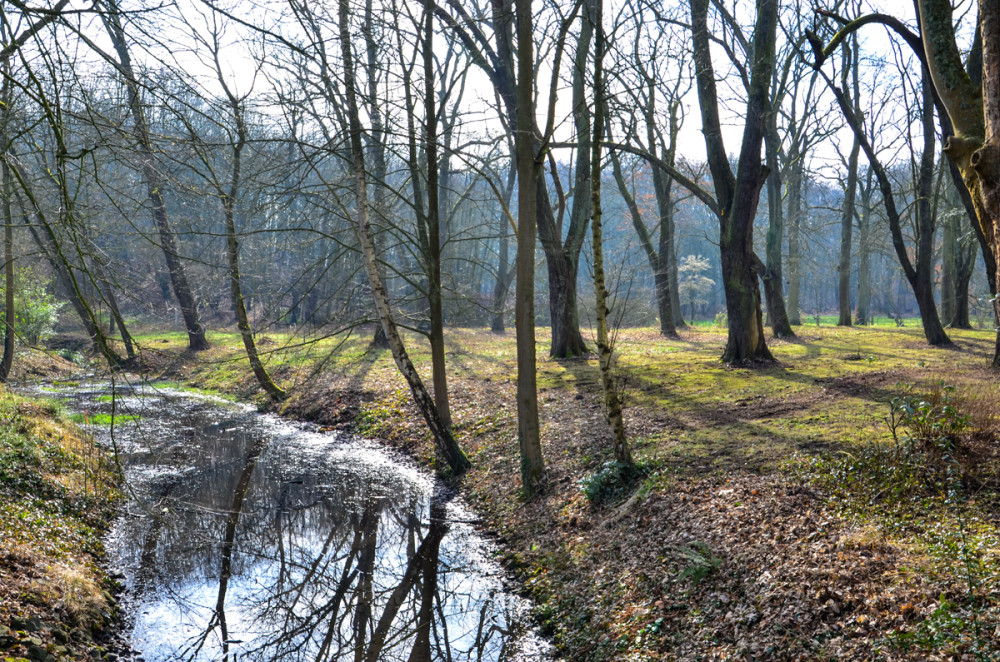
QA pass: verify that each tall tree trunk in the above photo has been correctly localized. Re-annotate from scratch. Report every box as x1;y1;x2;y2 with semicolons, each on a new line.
763;119;794;337
690;0;777;364
645;85;684;331
855;177;873;324
100;0;208;350
514;0;544;496
952;236;976;328
492;164;517;333
590;0;631;467
786;162;803;325
825;69;950;344
838;33;862;327
0;67;13;380
221;90;286;403
0;139;13;381
364;0;390;351
838;137;860;326
423;1;451;427
338;0;469;475
941;202;957;325
608;149;677;338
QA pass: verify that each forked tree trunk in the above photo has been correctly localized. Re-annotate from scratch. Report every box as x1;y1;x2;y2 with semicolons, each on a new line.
338;0;469;476
690;0;777;364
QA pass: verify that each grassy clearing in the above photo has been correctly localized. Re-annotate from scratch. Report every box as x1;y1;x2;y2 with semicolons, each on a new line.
128;322;1000;660
0;389;121;661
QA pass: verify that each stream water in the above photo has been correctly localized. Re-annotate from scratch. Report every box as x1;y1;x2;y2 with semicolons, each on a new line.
27;380;551;662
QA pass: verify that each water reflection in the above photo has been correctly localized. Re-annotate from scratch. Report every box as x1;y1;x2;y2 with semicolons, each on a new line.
42;383;547;662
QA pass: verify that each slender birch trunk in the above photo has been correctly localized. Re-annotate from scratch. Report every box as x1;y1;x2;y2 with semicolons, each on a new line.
337;0;469;475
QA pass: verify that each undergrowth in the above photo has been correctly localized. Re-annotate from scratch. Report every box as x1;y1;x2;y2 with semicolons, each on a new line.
804;382;1000;660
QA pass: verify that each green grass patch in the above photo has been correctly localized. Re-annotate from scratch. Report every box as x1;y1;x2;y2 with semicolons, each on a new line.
68;412;140;426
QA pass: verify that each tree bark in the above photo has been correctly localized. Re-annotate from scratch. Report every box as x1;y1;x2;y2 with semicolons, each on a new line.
690;0;777;364
590;0;631;467
100;0;208;351
785;162;803;325
608;150;677;338
838;137;860;327
338;0;469;475
514;0;545;497
422;1;451;427
855;173;874;325
491;164;517;333
762;121;795;337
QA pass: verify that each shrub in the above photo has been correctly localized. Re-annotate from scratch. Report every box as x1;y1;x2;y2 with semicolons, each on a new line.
579;460;646;504
0;266;64;345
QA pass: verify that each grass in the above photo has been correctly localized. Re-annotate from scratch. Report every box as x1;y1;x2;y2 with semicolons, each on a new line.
67;412;140;426
0;389;120;658
123;321;1000;660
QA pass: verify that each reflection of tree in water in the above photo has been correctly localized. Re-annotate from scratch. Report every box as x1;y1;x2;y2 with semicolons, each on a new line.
104;391;525;662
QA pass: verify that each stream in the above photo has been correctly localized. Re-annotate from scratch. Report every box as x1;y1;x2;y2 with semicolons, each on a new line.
26;380;551;662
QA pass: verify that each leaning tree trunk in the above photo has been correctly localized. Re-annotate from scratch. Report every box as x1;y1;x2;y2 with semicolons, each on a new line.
101;0;208;351
221;98;286;403
826;69;950;345
337;0;469;476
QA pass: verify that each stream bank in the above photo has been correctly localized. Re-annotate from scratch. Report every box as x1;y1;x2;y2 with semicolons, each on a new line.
0;385;122;662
